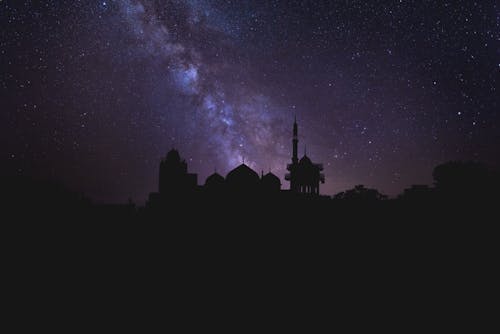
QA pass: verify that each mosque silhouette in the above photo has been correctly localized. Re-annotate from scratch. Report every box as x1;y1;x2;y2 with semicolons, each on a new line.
147;118;325;206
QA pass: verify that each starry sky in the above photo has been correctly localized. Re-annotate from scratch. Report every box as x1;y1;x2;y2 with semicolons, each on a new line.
2;0;499;203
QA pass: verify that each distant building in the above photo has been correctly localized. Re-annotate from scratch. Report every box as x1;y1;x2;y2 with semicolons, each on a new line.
285;118;325;194
148;147;284;209
159;149;197;195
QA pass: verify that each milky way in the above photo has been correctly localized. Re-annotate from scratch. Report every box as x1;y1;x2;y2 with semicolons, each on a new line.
2;1;498;203
117;0;288;171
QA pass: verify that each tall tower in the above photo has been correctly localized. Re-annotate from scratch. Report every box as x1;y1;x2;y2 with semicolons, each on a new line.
292;116;298;164
285;118;325;194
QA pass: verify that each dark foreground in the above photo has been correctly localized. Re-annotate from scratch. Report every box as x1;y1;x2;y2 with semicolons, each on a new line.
3;175;497;330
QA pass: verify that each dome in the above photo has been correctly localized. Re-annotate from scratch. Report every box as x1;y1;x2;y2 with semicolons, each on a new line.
262;172;281;191
205;172;225;187
299;155;312;165
226;164;260;190
166;149;181;163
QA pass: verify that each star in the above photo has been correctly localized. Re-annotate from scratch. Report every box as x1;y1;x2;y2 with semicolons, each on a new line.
1;0;497;202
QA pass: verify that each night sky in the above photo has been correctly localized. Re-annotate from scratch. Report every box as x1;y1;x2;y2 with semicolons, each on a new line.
2;1;499;203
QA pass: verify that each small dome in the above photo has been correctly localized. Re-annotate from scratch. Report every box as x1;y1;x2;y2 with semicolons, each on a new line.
262;172;280;183
262;172;281;191
299;155;312;165
226;164;260;189
205;172;225;187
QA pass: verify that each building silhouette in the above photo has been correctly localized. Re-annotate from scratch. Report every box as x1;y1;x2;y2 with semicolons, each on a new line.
148;120;327;207
261;171;281;192
159;149;197;195
217;164;281;194
225;163;262;194
204;171;225;192
285;118;325;194
148;149;282;208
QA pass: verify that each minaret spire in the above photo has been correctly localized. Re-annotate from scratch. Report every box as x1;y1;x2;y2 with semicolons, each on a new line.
292;117;298;164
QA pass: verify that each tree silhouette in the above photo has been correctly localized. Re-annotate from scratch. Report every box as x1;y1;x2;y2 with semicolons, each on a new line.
432;161;497;202
334;185;387;201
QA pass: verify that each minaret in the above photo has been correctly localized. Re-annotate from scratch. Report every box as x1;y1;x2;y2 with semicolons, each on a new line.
292;116;298;164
